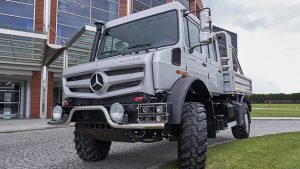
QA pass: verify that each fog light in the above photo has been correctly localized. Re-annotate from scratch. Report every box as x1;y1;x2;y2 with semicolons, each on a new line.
53;105;62;121
156;116;161;122
110;103;124;123
156;106;163;113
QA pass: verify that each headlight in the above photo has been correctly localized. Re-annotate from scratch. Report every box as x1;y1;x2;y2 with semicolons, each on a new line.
142;106;149;113
53;105;62;121
110;103;125;123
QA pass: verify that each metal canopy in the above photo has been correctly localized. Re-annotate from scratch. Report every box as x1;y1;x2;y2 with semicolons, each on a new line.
50;25;96;68
42;43;64;66
0;28;47;66
0;25;96;68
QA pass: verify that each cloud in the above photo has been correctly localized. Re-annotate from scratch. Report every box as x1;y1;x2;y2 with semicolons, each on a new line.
236;17;269;31
203;0;300;32
252;79;281;94
202;0;300;93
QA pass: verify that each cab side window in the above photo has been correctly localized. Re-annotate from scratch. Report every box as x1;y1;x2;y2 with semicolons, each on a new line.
184;18;202;53
208;39;218;62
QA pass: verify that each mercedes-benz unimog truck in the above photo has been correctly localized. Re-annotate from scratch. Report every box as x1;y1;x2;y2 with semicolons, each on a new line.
52;2;252;168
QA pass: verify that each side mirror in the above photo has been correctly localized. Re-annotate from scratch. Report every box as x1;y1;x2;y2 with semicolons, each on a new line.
199;8;212;33
189;38;212;53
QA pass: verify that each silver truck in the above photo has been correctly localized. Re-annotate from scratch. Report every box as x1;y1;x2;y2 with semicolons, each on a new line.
53;2;252;169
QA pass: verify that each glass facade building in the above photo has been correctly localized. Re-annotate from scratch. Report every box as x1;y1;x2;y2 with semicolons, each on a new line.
132;0;165;13
0;0;34;31
56;0;119;44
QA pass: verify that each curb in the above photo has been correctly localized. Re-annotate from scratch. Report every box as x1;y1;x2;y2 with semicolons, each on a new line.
0;123;75;134
252;117;300;120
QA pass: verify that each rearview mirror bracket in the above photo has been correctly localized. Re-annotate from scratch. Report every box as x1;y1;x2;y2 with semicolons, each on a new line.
189;39;212;53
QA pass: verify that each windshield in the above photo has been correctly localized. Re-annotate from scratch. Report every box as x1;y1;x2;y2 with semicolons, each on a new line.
97;10;178;59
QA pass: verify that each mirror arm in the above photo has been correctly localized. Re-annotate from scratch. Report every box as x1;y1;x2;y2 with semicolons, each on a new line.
189;45;201;53
189;39;212;53
184;7;211;17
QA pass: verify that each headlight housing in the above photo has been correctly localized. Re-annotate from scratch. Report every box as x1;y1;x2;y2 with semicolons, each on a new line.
110;103;125;123
52;105;62;121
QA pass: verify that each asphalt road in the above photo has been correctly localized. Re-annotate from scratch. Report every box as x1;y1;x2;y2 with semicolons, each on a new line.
1;120;300;169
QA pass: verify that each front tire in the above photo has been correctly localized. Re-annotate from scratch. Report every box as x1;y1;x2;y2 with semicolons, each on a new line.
178;102;207;169
74;125;111;162
231;104;251;139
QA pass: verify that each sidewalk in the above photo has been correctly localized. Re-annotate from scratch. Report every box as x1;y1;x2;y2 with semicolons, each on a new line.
252;117;300;120
0;119;74;133
0;117;299;133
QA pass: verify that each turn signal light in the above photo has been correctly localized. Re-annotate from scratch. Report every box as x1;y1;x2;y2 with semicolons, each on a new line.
133;96;143;102
63;99;69;107
176;70;189;77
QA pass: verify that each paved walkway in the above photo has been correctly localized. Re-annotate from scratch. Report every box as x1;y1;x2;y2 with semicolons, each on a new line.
0;119;73;133
0;117;300;133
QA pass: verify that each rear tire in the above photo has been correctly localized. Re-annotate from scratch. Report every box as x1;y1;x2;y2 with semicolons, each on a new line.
74;125;111;162
178;102;207;169
231;104;250;139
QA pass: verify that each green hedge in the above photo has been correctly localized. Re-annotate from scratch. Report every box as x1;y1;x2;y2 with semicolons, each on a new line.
249;93;300;104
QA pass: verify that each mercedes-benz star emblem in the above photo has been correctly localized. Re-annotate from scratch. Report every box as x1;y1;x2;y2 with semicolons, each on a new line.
90;73;104;92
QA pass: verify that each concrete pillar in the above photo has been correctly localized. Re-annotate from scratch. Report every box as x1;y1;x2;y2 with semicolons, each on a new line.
26;80;31;119
47;71;54;119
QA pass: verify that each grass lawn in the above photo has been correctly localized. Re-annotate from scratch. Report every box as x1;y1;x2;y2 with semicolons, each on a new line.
160;132;300;169
252;104;300;117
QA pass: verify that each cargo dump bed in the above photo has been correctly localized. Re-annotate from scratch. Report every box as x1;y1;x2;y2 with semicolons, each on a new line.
215;31;252;95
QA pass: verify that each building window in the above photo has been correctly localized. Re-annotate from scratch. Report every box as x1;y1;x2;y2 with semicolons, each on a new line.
0;81;21;119
212;39;218;62
132;0;166;13
0;0;34;31
56;0;119;45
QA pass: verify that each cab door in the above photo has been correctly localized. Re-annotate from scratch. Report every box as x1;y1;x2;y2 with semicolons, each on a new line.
206;39;223;94
184;17;208;86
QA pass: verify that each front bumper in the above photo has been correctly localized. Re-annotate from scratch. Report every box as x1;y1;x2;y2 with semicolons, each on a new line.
64;105;166;129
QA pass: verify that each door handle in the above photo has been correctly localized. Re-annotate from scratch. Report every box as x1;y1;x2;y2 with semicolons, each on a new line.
202;63;207;67
218;70;222;73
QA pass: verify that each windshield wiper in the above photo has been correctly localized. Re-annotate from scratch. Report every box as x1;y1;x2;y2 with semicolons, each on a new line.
128;44;152;49
120;44;153;56
100;50;117;54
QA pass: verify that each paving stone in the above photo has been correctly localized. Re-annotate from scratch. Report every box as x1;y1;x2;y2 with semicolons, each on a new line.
0;120;299;169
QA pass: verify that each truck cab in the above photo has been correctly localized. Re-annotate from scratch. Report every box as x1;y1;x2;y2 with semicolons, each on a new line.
52;2;252;168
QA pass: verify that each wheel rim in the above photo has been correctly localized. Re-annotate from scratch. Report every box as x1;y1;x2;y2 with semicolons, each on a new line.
244;113;249;133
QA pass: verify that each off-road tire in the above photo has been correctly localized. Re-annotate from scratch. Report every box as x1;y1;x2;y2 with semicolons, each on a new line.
231;103;250;139
178;102;207;169
74;126;111;162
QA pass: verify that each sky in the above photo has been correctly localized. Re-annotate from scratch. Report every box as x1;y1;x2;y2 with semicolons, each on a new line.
202;0;300;94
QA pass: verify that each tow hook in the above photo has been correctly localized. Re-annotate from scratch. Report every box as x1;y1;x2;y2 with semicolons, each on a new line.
129;129;145;139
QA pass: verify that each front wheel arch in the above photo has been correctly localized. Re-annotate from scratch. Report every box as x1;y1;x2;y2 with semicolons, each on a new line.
167;77;211;124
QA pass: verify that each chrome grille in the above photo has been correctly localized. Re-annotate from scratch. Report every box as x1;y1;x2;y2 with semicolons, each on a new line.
65;67;144;94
